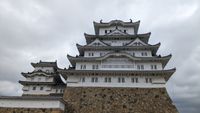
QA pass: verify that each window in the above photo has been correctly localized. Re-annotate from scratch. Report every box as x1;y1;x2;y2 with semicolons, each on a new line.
132;78;138;83
88;53;94;56
40;87;43;90
141;52;147;56
81;77;85;82
134;42;143;46
80;65;86;69
151;65;157;70
92;65;99;70
105;77;111;83
118;77;125;83
32;86;36;90
91;77;98;83
83;65;86;69
105;30;107;34
88;52;94;56
137;65;144;70
145;78;152;83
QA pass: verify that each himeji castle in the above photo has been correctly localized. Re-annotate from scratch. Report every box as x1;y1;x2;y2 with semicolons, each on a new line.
0;19;179;113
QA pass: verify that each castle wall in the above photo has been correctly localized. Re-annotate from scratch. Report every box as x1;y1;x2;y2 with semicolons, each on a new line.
0;108;64;113
0;99;65;110
63;87;178;113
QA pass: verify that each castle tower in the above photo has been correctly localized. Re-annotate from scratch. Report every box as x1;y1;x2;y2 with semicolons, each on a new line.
59;20;179;113
0;61;66;113
20;61;65;96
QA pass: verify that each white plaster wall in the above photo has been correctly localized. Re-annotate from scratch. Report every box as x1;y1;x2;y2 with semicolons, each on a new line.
67;75;166;88
99;26;135;35
76;62;101;70
26;76;54;82
84;51;111;57
124;50;152;57
34;67;54;73
135;62;163;70
84;50;152;58
103;40;131;46
75;61;163;70
23;85;65;95
0;99;65;110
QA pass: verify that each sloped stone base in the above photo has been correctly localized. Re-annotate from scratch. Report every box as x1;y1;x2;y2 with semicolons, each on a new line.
0;108;64;113
63;87;178;113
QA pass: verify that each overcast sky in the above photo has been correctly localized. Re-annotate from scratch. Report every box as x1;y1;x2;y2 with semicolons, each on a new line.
0;0;200;113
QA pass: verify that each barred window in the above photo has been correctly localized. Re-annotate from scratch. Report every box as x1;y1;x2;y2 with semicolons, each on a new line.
91;77;98;83
118;77;125;83
105;77;111;83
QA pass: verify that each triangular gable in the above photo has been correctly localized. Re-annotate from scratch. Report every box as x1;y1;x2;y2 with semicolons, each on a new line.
107;29;126;35
127;38;147;46
88;38;108;46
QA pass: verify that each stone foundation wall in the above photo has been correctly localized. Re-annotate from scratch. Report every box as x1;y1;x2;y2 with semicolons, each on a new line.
63;87;178;113
0;108;64;113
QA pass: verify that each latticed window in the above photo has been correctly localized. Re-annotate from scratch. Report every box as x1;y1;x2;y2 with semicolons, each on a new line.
151;65;157;70
81;77;85;82
105;77;111;83
88;52;94;56
137;65;144;70
141;52;148;56
145;78;152;83
91;77;98;83
92;65;99;70
118;77;125;83
132;78;138;83
32;86;36;90
105;30;107;34
40;87;43;90
80;65;86;69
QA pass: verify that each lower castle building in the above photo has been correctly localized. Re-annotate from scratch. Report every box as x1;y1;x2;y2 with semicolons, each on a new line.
0;19;179;113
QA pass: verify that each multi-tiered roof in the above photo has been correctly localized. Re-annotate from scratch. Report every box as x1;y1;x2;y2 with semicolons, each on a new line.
20;61;65;96
59;20;175;82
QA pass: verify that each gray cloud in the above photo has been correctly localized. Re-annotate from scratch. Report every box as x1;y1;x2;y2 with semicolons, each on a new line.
0;0;199;113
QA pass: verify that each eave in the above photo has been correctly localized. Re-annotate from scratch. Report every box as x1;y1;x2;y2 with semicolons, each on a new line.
67;53;171;67
93;20;140;35
76;43;160;56
58;68;176;82
21;71;57;78
19;81;56;85
84;32;151;44
31;61;58;69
